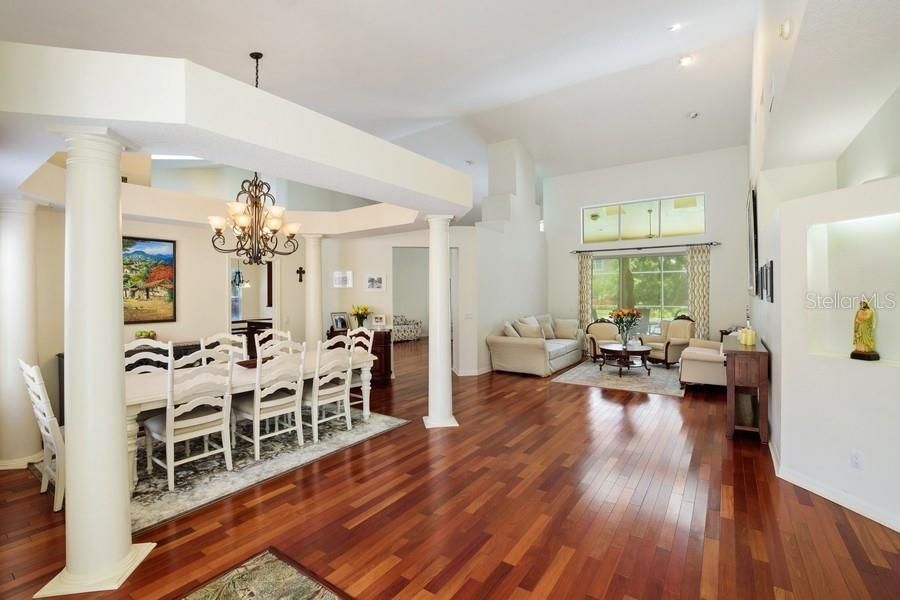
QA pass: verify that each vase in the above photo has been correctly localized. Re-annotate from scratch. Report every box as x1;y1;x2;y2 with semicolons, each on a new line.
355;315;366;328
620;327;630;346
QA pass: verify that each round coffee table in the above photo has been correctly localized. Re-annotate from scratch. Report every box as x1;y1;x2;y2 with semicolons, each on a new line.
597;343;652;377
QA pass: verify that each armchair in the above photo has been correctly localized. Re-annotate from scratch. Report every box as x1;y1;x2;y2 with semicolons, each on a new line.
640;315;695;368
393;314;422;342
679;338;726;387
586;318;620;362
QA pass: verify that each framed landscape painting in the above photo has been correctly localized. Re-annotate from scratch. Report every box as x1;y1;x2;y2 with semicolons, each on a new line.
122;237;176;323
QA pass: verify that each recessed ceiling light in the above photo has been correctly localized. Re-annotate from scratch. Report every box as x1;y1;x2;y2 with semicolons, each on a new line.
679;55;694;67
779;19;793;40
668;23;682;32
687;112;700;120
465;160;474;166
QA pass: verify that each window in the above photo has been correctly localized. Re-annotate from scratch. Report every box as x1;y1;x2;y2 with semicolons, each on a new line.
230;270;242;321
590;254;689;335
582;194;705;243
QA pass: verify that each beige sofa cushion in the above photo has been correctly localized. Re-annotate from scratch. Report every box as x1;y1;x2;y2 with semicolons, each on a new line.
681;346;724;363
503;322;520;337
554;318;579;340
545;338;579;359
535;314;556;339
517;315;539;327
513;322;544;338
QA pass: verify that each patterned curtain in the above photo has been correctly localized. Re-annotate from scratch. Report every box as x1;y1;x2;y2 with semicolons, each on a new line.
687;245;711;339
578;253;592;329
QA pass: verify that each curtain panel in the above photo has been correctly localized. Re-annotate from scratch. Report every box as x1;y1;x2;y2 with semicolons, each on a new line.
577;253;592;330
687;245;711;339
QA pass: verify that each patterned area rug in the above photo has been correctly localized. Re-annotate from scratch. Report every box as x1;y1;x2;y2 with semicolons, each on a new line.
31;408;407;532
551;359;685;397
187;550;338;600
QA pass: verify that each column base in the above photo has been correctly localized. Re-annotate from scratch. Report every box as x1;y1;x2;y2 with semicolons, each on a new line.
0;450;43;471
34;543;155;598
423;415;459;429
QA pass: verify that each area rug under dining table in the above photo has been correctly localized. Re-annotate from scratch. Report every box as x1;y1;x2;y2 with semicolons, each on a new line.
32;408;407;532
551;359;685;397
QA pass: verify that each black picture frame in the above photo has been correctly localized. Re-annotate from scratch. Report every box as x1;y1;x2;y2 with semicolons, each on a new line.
747;188;759;294
767;260;774;303
122;236;176;324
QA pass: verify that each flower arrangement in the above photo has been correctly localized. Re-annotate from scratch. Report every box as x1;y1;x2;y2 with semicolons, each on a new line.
350;304;371;327
610;308;642;345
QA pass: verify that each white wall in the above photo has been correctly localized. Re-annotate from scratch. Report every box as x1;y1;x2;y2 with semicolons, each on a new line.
837;85;900;188
543;145;750;336
392;248;430;336
321;227;480;375
34;205;307;412
769;177;900;531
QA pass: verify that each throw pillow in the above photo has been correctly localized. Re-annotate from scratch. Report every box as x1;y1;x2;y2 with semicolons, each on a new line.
535;314;556;339
513;322;544;339
503;321;520;337
554;318;579;340
517;315;539;327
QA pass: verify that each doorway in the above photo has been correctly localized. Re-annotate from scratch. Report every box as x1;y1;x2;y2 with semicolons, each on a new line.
226;258;281;352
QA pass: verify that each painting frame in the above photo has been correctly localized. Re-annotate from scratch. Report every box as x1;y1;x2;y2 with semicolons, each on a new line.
747;188;759;295
767;259;774;303
332;271;353;289
364;272;385;292
371;314;386;328
122;236;176;324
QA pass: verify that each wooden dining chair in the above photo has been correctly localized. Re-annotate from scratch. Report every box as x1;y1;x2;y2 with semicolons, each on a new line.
347;327;373;411
254;328;292;359
18;360;66;511
201;333;248;361
233;343;306;460
301;337;353;443
144;348;234;491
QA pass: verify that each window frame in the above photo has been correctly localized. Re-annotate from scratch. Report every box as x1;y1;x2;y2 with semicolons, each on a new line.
581;192;707;245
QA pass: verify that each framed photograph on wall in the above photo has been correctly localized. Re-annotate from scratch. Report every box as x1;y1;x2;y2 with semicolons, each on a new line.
332;271;353;288
371;314;386;328
364;272;385;291
122;237;176;324
747;188;759;294
767;260;774;303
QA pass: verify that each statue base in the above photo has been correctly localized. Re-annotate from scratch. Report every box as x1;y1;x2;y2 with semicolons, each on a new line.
850;350;880;361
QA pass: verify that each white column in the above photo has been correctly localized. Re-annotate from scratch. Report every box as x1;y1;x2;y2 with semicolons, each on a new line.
0;197;42;469
424;215;458;428
303;234;323;347
36;130;154;598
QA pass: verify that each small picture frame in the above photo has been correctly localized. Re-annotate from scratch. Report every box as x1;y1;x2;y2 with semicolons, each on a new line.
371;314;386;328
365;272;385;291
330;312;350;330
332;271;353;288
766;260;774;303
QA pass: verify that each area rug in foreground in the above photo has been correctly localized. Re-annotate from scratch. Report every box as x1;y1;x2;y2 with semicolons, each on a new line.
187;550;338;600
551;360;685;397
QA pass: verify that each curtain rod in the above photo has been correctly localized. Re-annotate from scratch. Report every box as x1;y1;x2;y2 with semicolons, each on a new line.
570;241;721;254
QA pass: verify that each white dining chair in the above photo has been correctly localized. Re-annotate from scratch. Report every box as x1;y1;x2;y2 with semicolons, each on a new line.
302;337;353;443
18;360;66;511
201;333;248;361
144;348;234;491
347;327;373;410
232;343;306;460
125;339;173;478
254;328;292;359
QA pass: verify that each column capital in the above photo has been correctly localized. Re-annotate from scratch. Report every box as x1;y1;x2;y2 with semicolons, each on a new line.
301;233;323;241
426;214;454;224
0;197;37;215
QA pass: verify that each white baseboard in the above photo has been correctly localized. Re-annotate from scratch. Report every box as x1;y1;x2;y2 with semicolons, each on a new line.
0;450;43;470
768;441;781;474
452;366;492;377
776;464;899;533
35;542;156;597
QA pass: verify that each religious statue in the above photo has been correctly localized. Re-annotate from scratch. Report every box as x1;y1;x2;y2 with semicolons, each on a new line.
851;300;880;361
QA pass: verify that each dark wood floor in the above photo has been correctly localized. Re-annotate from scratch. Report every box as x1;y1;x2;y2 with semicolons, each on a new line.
2;340;899;599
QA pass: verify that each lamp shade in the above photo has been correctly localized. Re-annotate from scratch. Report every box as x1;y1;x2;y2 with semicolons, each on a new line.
208;216;227;232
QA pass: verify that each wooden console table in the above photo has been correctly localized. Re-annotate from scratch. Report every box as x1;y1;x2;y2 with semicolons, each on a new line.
723;335;770;444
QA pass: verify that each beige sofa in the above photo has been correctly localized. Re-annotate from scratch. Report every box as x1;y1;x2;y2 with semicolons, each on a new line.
679;339;726;387
486;315;584;377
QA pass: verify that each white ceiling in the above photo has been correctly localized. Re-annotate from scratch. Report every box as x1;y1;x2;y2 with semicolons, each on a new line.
763;0;900;169
0;0;757;214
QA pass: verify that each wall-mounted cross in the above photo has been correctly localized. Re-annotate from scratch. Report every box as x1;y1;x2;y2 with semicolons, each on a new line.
296;266;306;283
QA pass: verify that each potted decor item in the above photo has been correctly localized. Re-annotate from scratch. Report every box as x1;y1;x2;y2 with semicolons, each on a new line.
610;308;641;346
350;304;371;328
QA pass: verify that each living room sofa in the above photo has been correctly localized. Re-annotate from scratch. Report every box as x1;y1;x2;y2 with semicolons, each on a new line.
486;314;584;377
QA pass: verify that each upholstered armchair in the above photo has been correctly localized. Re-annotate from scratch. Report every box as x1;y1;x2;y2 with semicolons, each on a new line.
640;315;695;368
393;314;422;342
586;318;620;362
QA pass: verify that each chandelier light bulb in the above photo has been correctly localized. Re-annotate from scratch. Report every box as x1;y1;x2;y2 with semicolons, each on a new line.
283;222;302;237
234;213;252;228
207;216;226;232
267;206;285;219
227;202;247;217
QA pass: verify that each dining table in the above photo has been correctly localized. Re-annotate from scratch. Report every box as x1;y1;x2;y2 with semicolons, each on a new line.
124;348;377;492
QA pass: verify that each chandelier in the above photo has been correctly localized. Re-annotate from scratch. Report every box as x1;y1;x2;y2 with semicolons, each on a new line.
207;52;300;265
